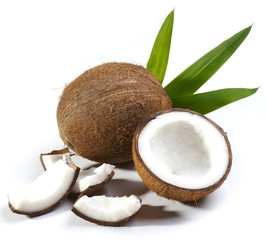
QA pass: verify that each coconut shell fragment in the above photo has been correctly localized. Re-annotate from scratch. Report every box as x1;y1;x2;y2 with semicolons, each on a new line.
40;149;115;197
70;163;115;197
8;160;80;217
133;108;232;202
40;148;71;170
57;62;172;164
72;195;142;226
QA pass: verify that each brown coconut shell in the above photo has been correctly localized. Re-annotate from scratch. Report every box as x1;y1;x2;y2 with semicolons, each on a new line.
57;62;172;164
132;108;232;202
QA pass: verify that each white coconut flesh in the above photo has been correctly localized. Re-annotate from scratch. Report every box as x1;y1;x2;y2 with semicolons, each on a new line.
72;164;115;194
72;195;141;224
40;150;115;195
70;154;99;170
8;160;78;215
137;111;230;189
41;151;97;170
41;153;72;170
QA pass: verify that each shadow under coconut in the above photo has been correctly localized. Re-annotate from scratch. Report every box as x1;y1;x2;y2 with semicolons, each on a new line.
1;203;27;223
67;203;183;227
93;178;149;197
115;161;136;170
181;193;224;210
131;204;183;226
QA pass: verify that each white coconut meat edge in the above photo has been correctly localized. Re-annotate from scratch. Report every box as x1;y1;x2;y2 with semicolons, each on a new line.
72;163;115;193
73;195;141;222
8;160;77;213
70;154;98;170
137;111;230;189
41;152;97;170
41;152;72;169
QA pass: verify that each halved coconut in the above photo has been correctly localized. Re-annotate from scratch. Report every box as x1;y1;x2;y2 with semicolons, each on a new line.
8;160;79;216
71;163;115;196
132;108;232;202
72;195;142;226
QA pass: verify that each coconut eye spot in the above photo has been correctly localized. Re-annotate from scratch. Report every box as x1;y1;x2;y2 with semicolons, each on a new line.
149;121;211;179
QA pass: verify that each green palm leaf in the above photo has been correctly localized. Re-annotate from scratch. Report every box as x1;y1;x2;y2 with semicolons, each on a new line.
164;25;252;98
171;88;258;115
146;10;174;83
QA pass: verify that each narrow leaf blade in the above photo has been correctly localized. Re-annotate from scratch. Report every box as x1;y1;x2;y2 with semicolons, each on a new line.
164;25;252;97
171;88;258;115
146;10;174;83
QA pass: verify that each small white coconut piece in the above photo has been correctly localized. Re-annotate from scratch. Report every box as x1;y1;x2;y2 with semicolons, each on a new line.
71;164;115;196
40;148;71;170
40;148;115;197
8;160;79;217
72;195;142;226
70;154;99;170
40;148;98;170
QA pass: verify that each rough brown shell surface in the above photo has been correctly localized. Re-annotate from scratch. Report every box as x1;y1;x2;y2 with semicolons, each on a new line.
132;108;232;202
57;62;172;164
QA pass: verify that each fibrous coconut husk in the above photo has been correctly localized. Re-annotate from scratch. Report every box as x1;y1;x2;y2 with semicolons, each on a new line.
57;62;172;164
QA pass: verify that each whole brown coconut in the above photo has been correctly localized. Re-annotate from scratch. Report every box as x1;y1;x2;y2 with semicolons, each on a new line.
57;62;172;164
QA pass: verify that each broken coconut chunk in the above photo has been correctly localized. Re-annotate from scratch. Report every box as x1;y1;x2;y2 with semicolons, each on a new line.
70;154;100;170
40;148;98;170
71;163;115;196
8;160;79;217
40;148;71;170
40;148;115;197
72;195;142;226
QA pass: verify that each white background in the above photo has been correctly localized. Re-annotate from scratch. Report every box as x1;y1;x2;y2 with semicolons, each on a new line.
1;0;266;239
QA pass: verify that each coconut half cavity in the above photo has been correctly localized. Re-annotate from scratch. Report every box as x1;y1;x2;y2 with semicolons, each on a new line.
72;195;142;226
133;108;232;201
8;160;79;216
